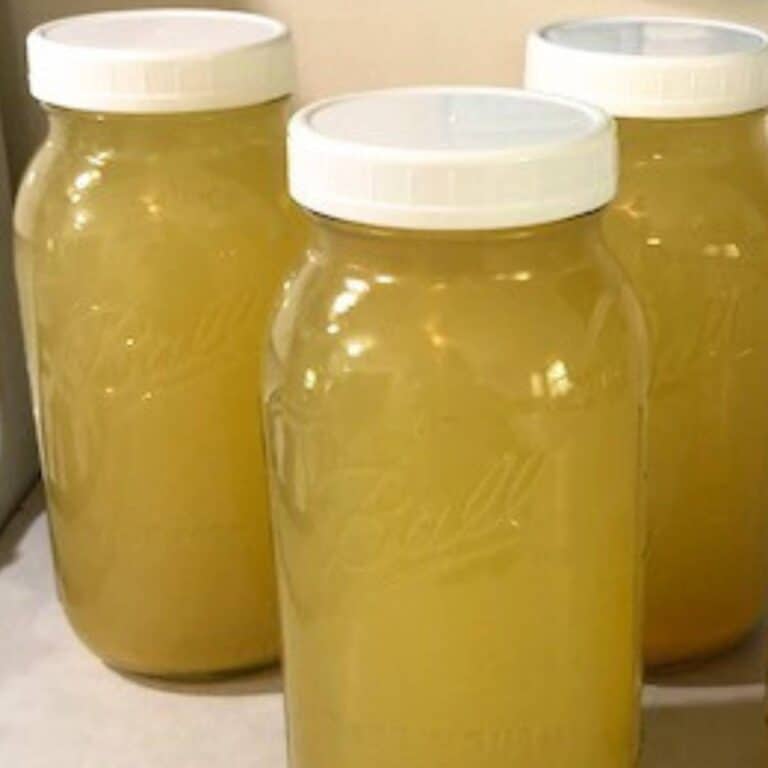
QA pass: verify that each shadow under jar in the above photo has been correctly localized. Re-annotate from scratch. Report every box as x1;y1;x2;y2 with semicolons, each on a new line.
264;87;647;768
14;9;300;678
527;16;768;668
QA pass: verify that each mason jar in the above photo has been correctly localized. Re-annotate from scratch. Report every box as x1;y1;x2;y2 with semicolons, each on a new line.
265;87;646;767
15;9;298;678
528;16;768;666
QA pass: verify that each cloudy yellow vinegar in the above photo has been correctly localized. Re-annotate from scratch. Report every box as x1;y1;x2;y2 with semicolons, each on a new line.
14;101;302;677
264;214;646;768
602;113;768;666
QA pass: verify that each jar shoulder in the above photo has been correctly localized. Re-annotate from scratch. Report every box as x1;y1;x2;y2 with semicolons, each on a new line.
14;136;292;242
611;158;768;260
266;241;646;407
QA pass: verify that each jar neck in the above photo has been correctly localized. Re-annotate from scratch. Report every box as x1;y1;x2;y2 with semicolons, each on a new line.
44;98;288;152
306;212;605;276
616;109;767;172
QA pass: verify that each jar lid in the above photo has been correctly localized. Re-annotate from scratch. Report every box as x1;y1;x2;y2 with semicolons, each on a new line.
27;9;293;113
526;17;768;119
288;87;617;230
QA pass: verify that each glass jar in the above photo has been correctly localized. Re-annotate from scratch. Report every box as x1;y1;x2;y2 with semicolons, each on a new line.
15;10;298;678
265;88;646;767
527;16;768;667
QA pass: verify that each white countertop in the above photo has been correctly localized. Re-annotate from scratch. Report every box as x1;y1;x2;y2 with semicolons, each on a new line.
1;485;766;767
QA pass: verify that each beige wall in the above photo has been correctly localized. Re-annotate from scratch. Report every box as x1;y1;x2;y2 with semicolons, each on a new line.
5;1;768;179
259;0;768;102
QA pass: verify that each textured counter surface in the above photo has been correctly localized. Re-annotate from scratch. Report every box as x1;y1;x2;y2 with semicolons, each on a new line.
1;485;765;767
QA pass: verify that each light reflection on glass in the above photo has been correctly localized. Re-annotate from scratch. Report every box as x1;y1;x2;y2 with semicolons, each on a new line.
346;338;372;358
424;320;447;349
87;149;113;167
140;194;162;218
614;198;645;220
280;279;293;310
703;243;741;260
73;210;90;231
546;360;573;398
493;270;532;282
304;368;317;390
331;291;359;318
345;278;370;294
530;372;545;398
74;170;100;191
429;332;447;349
67;170;101;203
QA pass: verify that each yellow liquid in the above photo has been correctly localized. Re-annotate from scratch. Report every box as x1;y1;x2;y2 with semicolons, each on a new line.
14;102;302;677
603;113;768;666
264;215;646;767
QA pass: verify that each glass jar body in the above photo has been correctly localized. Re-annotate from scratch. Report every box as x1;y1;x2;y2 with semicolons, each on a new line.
264;213;646;768
603;111;768;666
14;100;301;677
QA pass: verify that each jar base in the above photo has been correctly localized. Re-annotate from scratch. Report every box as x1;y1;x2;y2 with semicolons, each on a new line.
644;620;761;670
105;656;281;684
62;600;281;682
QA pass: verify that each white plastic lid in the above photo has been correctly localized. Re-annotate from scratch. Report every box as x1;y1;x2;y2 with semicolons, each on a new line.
288;87;616;230
526;17;768;119
27;9;293;113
